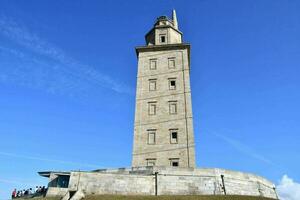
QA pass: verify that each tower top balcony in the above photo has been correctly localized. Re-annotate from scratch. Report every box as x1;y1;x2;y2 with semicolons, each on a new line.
145;10;182;46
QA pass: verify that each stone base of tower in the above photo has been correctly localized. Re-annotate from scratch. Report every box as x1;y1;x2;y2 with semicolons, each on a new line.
39;167;278;199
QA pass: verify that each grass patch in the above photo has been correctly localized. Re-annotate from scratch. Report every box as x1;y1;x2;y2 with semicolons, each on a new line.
15;198;60;200
85;195;276;200
16;195;276;200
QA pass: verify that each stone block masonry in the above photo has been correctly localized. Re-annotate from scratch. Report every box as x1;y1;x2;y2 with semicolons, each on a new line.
45;167;278;199
38;10;278;200
132;11;195;168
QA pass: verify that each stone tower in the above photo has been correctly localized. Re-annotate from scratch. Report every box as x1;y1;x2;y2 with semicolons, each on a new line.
132;10;195;168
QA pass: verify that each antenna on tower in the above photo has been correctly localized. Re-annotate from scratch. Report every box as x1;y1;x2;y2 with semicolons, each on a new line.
172;9;178;29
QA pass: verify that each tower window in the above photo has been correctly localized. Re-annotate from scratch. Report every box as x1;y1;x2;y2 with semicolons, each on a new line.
169;78;176;90
170;129;178;144
149;79;157;91
168;58;176;69
160;34;166;43
147;130;156;145
150;59;157;70
148;102;157;115
170;158;179;167
169;101;177;114
146;159;156;166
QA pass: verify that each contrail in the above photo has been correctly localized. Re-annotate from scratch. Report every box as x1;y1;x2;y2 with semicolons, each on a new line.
0;15;134;95
0;178;40;186
208;130;290;174
0;151;101;168
208;130;275;165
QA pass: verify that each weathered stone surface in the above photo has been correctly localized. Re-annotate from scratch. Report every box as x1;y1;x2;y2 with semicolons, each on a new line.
46;167;277;199
46;173;69;197
132;11;195;168
42;10;278;200
46;187;68;197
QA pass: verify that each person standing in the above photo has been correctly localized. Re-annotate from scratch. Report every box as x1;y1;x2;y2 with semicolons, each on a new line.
11;189;16;198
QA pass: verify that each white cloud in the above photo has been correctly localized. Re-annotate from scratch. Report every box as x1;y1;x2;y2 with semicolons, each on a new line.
277;175;300;200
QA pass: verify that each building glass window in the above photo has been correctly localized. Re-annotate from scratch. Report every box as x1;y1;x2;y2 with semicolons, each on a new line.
148;102;157;115
150;59;157;70
147;130;156;145
149;79;157;91
170;158;179;167
170;129;178;144
169;101;177;114
168;58;176;69
169;78;176;90
49;175;70;188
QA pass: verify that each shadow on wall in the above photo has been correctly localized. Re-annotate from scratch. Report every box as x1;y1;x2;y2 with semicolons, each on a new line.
49;175;70;188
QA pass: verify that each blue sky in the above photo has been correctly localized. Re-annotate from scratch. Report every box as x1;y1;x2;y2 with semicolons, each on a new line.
0;0;300;199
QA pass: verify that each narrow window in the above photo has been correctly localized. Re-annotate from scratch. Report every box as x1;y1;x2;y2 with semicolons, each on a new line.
149;79;157;91
170;159;179;167
160;34;166;43
147;130;156;145
169;101;177;114
168;58;175;69
169;78;176;90
170;129;178;144
150;59;157;70
148;102;157;115
146;159;156;166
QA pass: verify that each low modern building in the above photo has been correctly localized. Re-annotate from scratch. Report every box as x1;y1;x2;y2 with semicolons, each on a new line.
39;167;278;199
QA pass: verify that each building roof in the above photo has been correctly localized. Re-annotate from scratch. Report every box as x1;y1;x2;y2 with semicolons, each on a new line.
38;171;70;178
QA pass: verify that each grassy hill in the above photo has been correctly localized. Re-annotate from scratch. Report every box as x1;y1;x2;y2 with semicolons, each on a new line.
86;195;276;200
26;195;276;200
84;195;276;200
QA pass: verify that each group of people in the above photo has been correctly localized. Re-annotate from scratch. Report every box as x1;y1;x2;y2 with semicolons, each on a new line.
12;186;47;198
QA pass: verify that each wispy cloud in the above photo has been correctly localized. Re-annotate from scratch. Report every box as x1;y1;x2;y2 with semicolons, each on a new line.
0;46;90;98
210;131;275;165
0;178;40;186
277;175;300;200
0;15;134;96
0;151;101;169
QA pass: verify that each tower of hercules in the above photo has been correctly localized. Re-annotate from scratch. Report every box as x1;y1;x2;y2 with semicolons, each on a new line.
132;10;195;168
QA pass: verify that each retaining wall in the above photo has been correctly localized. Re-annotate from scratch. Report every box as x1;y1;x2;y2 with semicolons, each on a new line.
46;167;278;199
